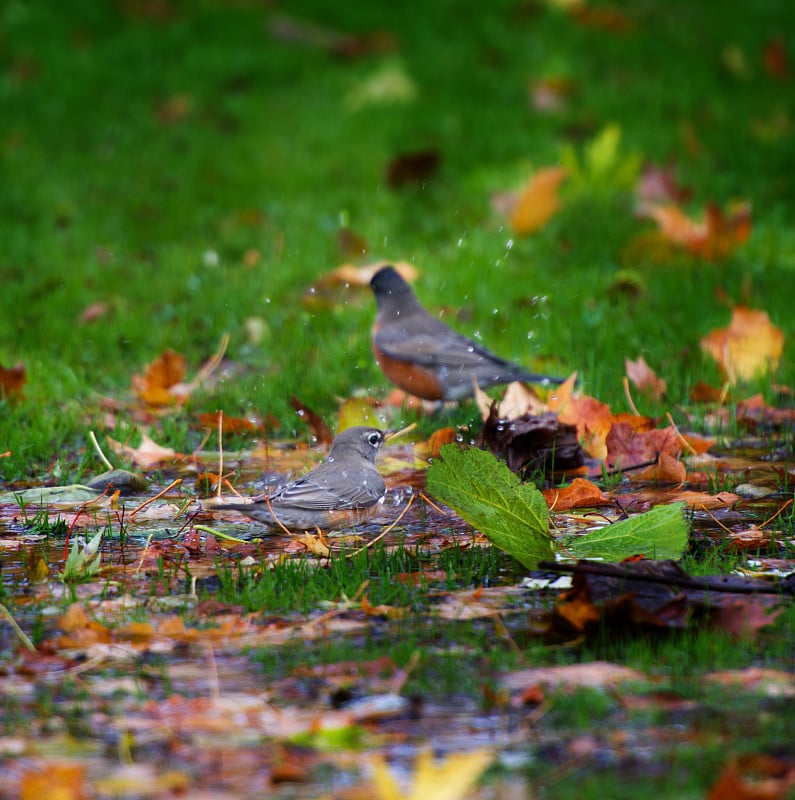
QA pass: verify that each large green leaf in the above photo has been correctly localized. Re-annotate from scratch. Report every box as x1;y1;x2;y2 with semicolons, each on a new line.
426;445;553;569
564;502;689;561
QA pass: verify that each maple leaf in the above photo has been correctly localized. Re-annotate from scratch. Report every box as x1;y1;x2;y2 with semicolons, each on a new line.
560;123;641;194
642;201;751;259
369;748;493;800
507;166;569;235
132;349;187;406
700;306;784;383
548;377;612;461
625;355;667;400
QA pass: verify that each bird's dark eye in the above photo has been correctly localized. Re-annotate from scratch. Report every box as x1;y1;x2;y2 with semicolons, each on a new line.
367;432;382;446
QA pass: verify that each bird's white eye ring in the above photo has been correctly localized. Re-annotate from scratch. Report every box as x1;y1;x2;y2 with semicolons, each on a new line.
367;432;382;446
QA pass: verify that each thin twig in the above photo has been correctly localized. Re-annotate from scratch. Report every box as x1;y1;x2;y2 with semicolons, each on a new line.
88;431;115;471
216;410;223;499
622;376;641;416
134;532;155;574
665;412;694;456
128;478;182;518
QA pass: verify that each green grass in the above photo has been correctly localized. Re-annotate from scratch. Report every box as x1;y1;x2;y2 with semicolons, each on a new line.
2;0;794;480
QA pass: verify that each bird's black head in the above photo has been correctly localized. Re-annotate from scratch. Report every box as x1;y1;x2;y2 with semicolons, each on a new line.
370;266;412;297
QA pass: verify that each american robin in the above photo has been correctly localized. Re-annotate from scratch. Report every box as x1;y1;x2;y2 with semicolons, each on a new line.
370;266;563;401
209;426;387;531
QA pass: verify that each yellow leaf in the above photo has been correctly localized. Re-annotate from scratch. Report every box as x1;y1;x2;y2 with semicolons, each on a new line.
509;166;568;234
370;748;493;800
700;306;784;383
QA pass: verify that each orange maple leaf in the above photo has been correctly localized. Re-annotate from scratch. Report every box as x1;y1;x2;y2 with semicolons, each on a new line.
549;386;612;461
508;166;569;235
543;477;610;511
132;349;187;406
700;306;784;383
644;201;751;259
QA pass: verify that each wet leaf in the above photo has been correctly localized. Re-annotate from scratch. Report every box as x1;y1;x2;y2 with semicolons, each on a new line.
563;502;689;561
369;748;493;800
543;478;610;510
0;485;99;505
700;306;784;383
105;433;182;468
426;445;553;569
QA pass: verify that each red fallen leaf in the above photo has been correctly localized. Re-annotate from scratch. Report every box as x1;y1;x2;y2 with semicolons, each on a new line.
631;451;686;483
548;376;612;461
690;380;728;403
386;148;441;188
605;422;680;470
707;755;795;800
625;355;667;400
289;396;333;446
700;307;784;383
643;201;751;260
0;361;26;399
543;478;610;511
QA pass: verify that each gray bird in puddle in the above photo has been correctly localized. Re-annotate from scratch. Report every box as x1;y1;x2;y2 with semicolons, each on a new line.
209;426;387;531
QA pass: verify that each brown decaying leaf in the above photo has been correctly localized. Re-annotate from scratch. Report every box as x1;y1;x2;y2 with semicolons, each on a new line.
428;426;458;457
507;166;569;235
337;227;369;259
0;361;26;399
625;355;667;400
570;5;634;34
549;383;613;461
289;396;333;445
700;306;784;383
105;433;182;469
196;411;275;435
762;39;790;79
707;755;795;800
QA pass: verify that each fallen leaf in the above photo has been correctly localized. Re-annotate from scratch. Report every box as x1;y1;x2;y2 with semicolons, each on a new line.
369;748;493;800
673;490;739;510
563;502;689;562
643;201;751;259
700;306;784;383
631;451;686;483
625;355;667;400
20;762;87;800
543;478;610;510
0;361;26;399
132;349;187;406
707;755;795;800
105;433;181;468
508;166;568;234
426;445;553;569
549;386;613;461
502;662;645;692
